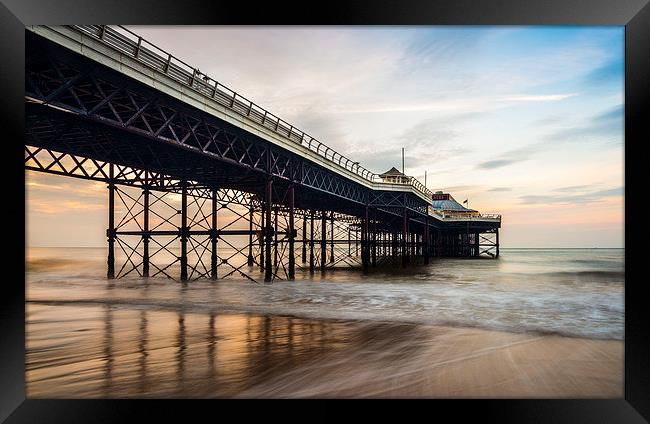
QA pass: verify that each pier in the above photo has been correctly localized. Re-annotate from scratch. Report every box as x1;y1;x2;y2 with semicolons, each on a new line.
25;25;501;283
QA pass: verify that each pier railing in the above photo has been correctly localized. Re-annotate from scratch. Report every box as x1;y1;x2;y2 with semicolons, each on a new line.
429;210;502;222
69;25;433;198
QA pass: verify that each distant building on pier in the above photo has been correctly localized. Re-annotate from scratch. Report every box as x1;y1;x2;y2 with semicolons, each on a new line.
431;191;479;217
379;167;411;184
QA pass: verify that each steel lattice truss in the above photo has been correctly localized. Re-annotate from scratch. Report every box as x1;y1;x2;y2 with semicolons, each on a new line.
25;145;193;194
369;191;428;216
325;216;363;268
105;184;373;282
108;184;269;282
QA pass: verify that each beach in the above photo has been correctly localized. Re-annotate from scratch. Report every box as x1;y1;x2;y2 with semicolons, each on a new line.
26;247;624;398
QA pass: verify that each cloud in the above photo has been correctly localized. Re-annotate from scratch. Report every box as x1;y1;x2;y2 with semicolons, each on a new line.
582;58;624;85
593;104;623;122
546;123;620;143
544;104;623;144
29;199;105;214
487;187;513;192
477;159;523;169
332;93;578;115
345;111;479;173
441;184;481;192
519;186;623;205
476;141;543;170
351;145;471;176
25;181;64;191
503;93;578;102
397;119;460;149
291;104;350;152
478;102;623;172
553;185;593;193
534;115;564;126
591;187;624;197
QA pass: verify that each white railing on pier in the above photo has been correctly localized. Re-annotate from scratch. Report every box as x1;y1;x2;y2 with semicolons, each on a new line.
429;210;502;222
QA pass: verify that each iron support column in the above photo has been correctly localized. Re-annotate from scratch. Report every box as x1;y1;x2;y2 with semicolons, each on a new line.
348;228;351;256
264;178;273;282
402;208;408;267
273;206;278;268
302;213;307;263
247;203;254;266
450;232;454;256
107;163;115;279
309;210;315;274
211;189;218;279
288;185;295;280
355;228;359;256
321;211;327;271
259;201;264;272
496;229;500;258
387;231;390;258
371;209;377;267
330;213;334;264
385;232;389;258
142;180;150;277
424;218;430;265
180;180;188;281
362;206;369;271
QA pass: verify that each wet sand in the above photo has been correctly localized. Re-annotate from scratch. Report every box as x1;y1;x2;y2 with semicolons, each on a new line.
26;302;622;398
243;326;623;398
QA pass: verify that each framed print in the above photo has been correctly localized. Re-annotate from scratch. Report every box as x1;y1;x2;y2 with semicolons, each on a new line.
1;0;648;421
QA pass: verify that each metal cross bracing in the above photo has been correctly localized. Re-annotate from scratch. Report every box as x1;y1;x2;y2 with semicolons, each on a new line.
290;210;365;272
477;229;500;258
105;178;273;282
323;213;364;269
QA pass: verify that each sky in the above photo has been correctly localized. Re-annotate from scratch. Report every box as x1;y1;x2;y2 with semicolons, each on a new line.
26;26;624;248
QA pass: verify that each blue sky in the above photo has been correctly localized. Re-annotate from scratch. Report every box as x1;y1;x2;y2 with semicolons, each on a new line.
26;26;624;247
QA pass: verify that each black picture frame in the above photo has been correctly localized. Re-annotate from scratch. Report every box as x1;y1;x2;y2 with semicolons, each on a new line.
1;0;648;421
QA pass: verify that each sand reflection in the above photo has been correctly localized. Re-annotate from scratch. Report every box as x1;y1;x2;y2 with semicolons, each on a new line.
27;302;352;398
27;301;622;398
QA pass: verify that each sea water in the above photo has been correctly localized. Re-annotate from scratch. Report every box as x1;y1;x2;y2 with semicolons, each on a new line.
25;247;624;397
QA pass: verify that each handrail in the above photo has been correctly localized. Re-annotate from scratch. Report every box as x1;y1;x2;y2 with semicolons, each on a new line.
68;25;433;198
479;214;502;219
430;210;502;221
